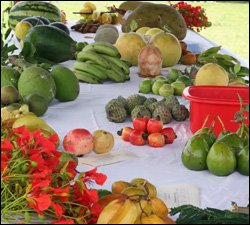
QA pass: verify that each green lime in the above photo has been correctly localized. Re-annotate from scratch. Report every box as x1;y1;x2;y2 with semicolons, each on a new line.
24;93;49;116
171;81;186;96
51;65;80;102
158;84;174;97
139;79;153;94
152;80;165;95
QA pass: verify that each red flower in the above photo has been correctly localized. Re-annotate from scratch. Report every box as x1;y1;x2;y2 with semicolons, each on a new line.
27;193;52;214
51;218;75;224
1;139;13;152
83;168;107;186
51;202;64;217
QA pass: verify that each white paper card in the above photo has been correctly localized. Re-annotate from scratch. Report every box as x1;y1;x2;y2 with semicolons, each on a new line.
157;184;200;208
78;150;140;167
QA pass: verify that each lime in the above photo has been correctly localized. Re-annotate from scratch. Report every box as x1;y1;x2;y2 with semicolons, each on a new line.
139;79;153;94
51;65;80;102
158;84;174;97
152;80;165;95
15;21;33;40
24;93;49;116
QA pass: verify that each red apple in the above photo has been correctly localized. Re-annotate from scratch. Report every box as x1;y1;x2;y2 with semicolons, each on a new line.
147;118;163;134
161;127;177;144
63;128;93;156
148;133;165;148
129;130;147;146
117;127;134;142
133;117;149;132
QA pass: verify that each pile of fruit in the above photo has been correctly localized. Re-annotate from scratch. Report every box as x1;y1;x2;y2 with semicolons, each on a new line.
97;178;175;224
105;94;189;124
117;117;177;147
73;42;131;84
182;110;249;176
1;65;79;117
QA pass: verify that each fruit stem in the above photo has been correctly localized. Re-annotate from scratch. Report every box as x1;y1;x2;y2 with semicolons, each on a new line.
217;115;227;133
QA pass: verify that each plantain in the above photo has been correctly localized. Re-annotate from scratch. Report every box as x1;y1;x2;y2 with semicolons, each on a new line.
73;61;108;80
83;42;120;57
76;50;111;69
74;70;102;84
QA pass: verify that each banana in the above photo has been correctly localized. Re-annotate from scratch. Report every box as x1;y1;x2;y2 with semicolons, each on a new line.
97;198;138;224
73;61;108;80
74;70;102;84
83;42;120;57
76;51;111;69
101;54;130;75
106;69;125;83
121;59;133;68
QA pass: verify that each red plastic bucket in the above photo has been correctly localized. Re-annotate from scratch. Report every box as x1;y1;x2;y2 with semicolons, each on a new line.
183;86;249;136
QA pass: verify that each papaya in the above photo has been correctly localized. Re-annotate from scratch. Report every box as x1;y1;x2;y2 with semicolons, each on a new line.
121;2;187;40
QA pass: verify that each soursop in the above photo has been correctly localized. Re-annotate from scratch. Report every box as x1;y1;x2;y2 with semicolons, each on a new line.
127;94;147;114
152;103;173;124
105;99;127;122
144;97;158;110
172;104;189;121
131;105;151;121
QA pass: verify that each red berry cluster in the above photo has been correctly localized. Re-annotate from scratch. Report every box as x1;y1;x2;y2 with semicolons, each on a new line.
171;1;212;32
117;117;177;148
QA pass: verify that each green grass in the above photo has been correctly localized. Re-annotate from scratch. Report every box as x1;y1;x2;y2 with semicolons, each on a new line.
1;1;249;60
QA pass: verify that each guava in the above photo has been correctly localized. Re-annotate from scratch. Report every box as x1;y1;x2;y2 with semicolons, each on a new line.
207;142;236;176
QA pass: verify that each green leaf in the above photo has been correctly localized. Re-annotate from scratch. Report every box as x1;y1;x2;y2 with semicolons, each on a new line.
130;19;138;32
97;189;112;198
198;46;221;59
243;105;249;112
234;62;241;74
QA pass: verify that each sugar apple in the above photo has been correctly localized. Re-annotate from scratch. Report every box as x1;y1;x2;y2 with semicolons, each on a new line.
144;97;158;110
152;103;173;124
172;104;189;121
105;99;127;122
127;94;147;114
131;105;152;121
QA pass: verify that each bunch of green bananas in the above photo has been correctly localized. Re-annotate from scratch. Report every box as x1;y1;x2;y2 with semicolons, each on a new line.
73;42;132;84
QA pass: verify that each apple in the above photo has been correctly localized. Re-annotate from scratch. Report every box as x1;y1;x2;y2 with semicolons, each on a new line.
117;127;134;142
147;118;163;134
161;127;177;144
63;128;93;156
148;133;165;147
129;130;147;146
133;117;149;132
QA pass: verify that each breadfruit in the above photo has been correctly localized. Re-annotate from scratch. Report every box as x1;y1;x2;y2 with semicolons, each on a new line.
131;105;151;121
119;1;144;11
94;27;119;44
121;2;187;40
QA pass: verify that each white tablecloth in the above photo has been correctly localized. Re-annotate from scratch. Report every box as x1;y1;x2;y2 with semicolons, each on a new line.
24;21;250;210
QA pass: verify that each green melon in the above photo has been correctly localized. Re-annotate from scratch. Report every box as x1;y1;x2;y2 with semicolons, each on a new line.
18;66;56;104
